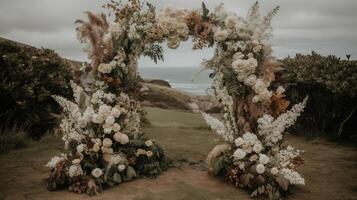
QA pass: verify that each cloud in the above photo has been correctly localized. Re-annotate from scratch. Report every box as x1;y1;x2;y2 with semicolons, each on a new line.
0;0;356;66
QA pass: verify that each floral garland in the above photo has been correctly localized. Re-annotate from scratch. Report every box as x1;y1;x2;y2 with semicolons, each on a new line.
46;0;307;198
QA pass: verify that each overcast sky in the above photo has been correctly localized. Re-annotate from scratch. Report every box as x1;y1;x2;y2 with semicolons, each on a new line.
0;0;356;67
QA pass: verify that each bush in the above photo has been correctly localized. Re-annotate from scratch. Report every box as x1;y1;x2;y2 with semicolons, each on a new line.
281;52;357;140
0;40;73;139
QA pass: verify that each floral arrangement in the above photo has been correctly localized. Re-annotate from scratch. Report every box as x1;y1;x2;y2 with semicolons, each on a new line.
45;1;169;195
198;3;308;199
46;0;307;198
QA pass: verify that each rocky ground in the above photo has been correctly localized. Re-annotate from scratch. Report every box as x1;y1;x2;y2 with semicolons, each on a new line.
0;107;357;200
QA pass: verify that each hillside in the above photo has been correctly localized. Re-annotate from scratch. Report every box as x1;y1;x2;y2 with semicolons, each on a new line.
0;36;220;113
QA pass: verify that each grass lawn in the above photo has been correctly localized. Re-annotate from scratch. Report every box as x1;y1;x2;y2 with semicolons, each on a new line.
0;107;356;200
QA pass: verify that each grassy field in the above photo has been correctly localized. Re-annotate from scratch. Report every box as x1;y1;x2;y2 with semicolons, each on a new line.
0;107;356;200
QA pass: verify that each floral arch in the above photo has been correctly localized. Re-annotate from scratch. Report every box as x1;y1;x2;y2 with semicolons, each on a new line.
46;0;307;198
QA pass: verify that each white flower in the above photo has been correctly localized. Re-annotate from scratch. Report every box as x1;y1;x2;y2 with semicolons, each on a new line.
280;168;305;185
92;113;104;124
99;104;112;116
118;164;126;172
69;165;83;177
46;155;65;168
249;154;258;161
76;144;85;153
271;167;279;175
105;116;115;125
112;123;121;132
243;132;257;143
259;154;269;165
145;140;153;147
253;143;263;153
103;138;113;148
214;28;229;42
92;143;100;152
91;168;103;178
113;132;129;144
256;164;265;174
104;127;112;134
111;108;121;118
233;148;246;160
234;137;244;147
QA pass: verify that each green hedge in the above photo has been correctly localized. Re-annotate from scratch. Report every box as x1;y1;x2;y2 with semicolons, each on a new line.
0;40;73;139
281;52;357;140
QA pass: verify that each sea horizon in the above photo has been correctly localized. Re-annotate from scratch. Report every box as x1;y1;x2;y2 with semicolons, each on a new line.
139;66;212;95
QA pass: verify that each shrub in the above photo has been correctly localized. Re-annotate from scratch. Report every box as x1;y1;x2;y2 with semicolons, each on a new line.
0;122;28;153
0;40;73;139
281;52;357;140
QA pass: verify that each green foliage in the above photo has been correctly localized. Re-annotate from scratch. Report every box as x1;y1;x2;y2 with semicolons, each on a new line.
281;52;357;139
0;122;28;153
0;40;73;139
282;51;357;97
143;44;164;64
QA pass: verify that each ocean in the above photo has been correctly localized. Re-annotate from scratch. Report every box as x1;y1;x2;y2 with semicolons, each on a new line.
139;67;212;95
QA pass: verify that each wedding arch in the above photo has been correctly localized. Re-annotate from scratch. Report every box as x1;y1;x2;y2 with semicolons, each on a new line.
46;0;307;198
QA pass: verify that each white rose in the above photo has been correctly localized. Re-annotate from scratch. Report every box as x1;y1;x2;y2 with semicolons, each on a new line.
145;140;153;147
259;154;269;165
256;164;265;174
233;148;246;160
99;104;111;116
91;168;103;178
234;137;244;147
92;143;100;152
104;127;112;134
244;75;257;86
105;116;115;125
271;167;279;176
112;123;121;132
113;132;129;145
92;113;104;124
249;154;258;161
118;164;126;172
253;143;263;153
103;138;113;148
111;108;121;118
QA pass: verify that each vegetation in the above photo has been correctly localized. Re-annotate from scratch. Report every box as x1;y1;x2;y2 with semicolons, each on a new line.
281;52;357;140
0;40;73;139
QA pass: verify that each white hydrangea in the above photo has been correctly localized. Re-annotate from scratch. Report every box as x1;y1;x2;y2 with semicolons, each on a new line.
69;165;83;177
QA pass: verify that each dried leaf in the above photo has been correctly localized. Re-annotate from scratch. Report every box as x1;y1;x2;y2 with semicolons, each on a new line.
275;175;289;191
